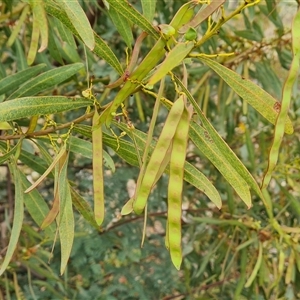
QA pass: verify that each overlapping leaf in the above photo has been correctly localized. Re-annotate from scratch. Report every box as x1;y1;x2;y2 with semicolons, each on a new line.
199;57;294;134
8;63;84;99
0;96;92;122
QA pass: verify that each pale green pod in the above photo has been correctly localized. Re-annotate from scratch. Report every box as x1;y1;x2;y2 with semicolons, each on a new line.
167;104;192;270
92;109;105;226
133;96;185;215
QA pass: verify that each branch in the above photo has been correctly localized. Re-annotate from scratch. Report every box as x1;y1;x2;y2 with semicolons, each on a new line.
0;111;94;141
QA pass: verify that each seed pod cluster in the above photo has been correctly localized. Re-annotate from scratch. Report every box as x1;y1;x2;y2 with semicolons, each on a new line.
133;95;192;270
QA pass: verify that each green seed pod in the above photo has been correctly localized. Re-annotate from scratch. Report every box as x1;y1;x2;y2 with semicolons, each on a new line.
92;109;105;226
167;104;192;270
133;96;185;215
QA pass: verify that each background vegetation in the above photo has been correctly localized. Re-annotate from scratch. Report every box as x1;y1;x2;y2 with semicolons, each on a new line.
0;0;300;299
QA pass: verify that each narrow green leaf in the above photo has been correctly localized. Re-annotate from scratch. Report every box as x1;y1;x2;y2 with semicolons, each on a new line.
52;16;77;48
0;162;24;276
199;57;294;134
13;39;28;71
20;172;56;237
148;41;194;85
27;8;40;65
252;61;282;97
70;186;99;229
44;0;123;74
69;136;115;172
48;24;64;65
0;140;22;165
0;64;46;97
56;149;74;274
6;5;30;47
107;6;133;48
189;121;251;207
59;183;74;275
18;148;53;178
30;0;48;52
24;144;67;194
245;242;263;287
0;96;92;122
60;42;82;63
234;30;262;42
8;63;84;99
56;0;95;50
262;9;300;189
105;0;159;39
141;0;156;22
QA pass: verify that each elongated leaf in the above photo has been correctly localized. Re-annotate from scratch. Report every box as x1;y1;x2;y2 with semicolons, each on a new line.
40;150;68;229
30;0;48;52
262;9;300;189
0;96;92;122
0;162;24;276
59;183;74;275
20;172;56;237
70;186;98;229
107;5;133;48
105;0;159;39
53;15;77;47
56;0;94;50
44;0;122;74
18;148;53;178
27;9;40;65
252;61;282;97
25;144;67;193
189;122;251;207
148;41;194;85
199;57;294;134
0;64;46;97
8;63;84;99
56;149;74;274
141;0;156;22
69;136;115;172
179;0;225;33
6;5;30;47
0;140;21;165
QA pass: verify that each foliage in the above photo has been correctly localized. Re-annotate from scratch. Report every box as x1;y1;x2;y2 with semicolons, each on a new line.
0;0;300;299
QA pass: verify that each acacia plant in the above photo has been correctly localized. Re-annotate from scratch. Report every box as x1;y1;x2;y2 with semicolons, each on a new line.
0;0;300;298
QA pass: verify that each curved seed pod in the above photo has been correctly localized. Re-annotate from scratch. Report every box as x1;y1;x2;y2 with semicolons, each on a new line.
92;109;105;226
133;96;185;215
167;104;192;270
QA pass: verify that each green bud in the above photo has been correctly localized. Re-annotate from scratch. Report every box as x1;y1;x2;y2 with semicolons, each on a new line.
184;27;197;41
